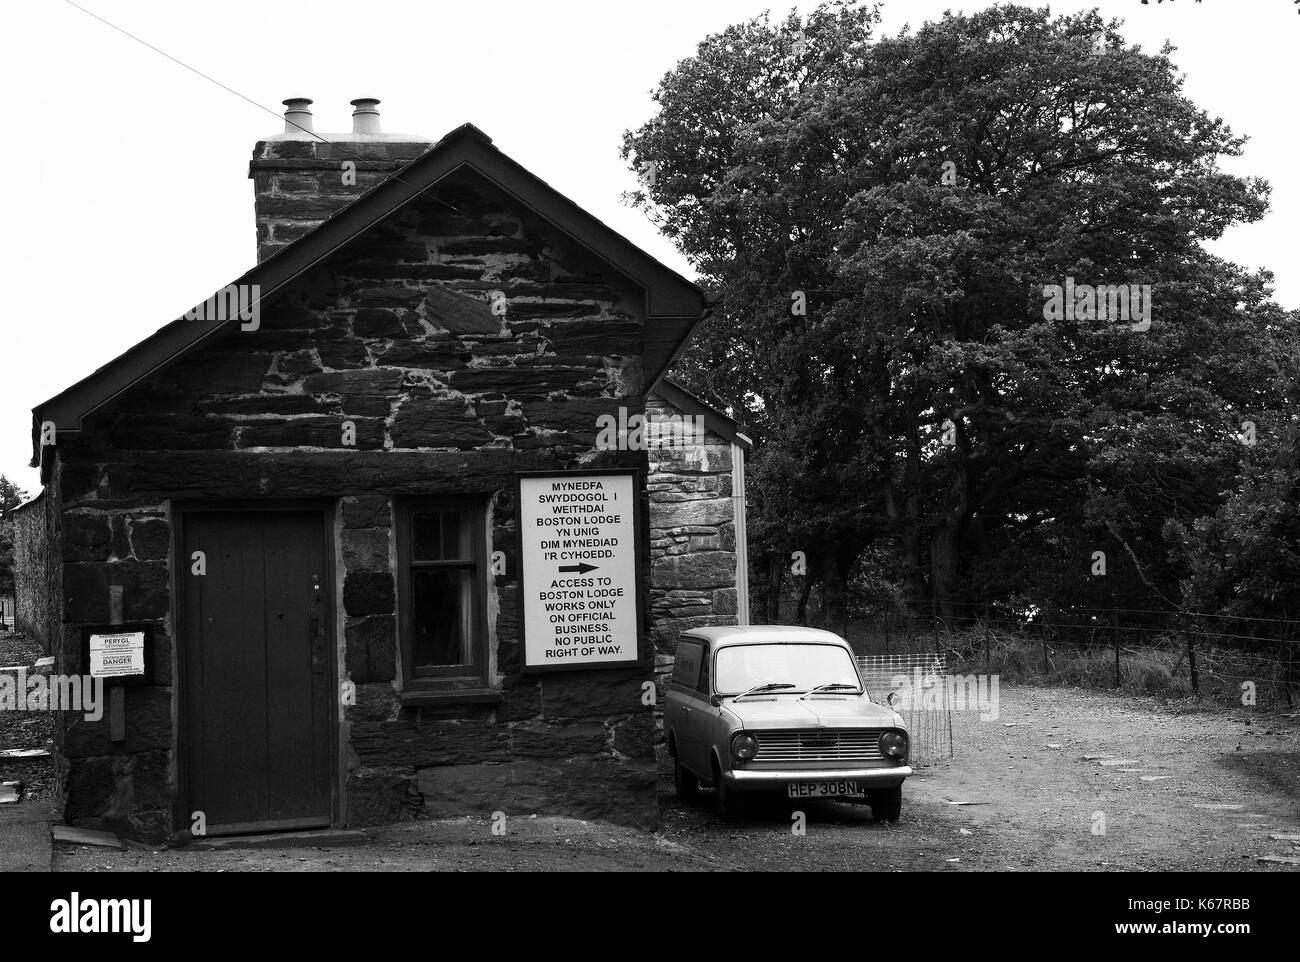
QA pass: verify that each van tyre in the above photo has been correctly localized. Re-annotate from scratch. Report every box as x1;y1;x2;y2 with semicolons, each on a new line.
674;754;700;803
714;759;747;822
870;786;902;823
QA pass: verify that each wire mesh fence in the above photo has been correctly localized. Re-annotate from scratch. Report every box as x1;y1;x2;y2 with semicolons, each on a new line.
857;652;953;765
761;589;1300;710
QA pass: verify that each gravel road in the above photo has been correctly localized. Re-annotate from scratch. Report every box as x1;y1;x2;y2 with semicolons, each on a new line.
52;685;1300;871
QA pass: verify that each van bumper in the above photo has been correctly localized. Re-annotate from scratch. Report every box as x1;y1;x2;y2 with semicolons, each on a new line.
725;766;912;790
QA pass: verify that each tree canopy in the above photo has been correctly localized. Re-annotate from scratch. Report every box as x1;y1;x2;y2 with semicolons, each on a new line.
624;1;1300;626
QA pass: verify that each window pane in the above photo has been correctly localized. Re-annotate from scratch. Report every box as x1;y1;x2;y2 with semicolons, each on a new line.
713;643;861;695
671;642;701;688
413;510;473;562
441;511;462;560
411;567;473;667
413;513;443;561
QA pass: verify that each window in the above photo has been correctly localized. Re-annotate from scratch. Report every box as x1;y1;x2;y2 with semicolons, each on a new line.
671;640;702;689
396;499;490;694
713;643;861;696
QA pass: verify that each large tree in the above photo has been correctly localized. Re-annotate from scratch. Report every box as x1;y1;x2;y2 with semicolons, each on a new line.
624;2;1290;620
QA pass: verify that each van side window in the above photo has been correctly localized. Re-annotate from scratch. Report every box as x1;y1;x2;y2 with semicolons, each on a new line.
696;649;711;696
672;641;702;689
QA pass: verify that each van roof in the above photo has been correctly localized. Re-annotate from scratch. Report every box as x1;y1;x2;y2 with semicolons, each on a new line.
678;625;850;647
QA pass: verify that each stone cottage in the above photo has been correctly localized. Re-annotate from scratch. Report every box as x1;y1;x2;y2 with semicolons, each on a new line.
17;99;749;842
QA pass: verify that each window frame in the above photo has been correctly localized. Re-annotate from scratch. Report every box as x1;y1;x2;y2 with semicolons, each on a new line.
395;497;491;693
696;645;712;697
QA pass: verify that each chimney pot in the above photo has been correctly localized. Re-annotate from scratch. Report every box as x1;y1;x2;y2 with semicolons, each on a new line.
282;98;314;134
350;98;382;135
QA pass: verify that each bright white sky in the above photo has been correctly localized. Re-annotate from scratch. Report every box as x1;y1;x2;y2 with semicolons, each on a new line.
1;0;1295;490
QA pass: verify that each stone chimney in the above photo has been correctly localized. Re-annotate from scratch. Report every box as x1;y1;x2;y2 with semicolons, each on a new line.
249;98;434;262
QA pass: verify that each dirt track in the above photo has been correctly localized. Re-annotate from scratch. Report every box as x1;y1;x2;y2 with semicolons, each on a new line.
53;685;1300;871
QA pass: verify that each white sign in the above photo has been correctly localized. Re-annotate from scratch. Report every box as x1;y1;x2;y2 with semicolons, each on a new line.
519;473;640;670
89;631;145;678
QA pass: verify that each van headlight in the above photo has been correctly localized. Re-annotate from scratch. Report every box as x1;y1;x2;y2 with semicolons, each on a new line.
731;732;759;762
879;729;908;760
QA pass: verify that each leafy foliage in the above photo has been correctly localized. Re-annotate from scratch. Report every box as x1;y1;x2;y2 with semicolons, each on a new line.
0;474;30;597
624;2;1300;626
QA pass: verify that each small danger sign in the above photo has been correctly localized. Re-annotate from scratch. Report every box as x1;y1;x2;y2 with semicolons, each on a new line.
89;631;146;678
518;471;641;671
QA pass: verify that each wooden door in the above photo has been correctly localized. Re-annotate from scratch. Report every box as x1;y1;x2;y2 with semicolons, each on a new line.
181;509;333;835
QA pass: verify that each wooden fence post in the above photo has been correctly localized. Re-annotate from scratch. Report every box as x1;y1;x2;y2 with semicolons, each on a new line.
1283;609;1295;709
1185;615;1199;697
1041;606;1050;674
1111;602;1120;688
983;602;991;674
1285;638;1295;709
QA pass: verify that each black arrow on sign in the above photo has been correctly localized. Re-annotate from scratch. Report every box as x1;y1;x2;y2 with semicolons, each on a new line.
558;563;599;574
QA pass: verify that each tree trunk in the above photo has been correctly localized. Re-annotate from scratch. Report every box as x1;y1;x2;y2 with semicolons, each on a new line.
796;575;813;625
819;540;862;634
886;448;927;615
764;553;783;622
930;422;973;621
930;523;964;622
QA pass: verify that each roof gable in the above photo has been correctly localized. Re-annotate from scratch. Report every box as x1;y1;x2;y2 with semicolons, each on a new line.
652;378;752;451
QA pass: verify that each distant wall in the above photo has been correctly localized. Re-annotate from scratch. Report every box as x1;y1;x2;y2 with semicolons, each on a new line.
12;489;57;651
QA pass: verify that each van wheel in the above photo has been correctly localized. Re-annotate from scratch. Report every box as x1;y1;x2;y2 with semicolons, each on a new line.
869;786;902;823
713;758;747;822
674;754;700;803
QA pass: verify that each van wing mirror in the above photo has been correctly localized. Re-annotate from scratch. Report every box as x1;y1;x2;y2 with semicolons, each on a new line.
709;694;723;707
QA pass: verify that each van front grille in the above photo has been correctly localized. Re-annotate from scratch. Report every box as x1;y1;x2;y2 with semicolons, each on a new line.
753;729;882;763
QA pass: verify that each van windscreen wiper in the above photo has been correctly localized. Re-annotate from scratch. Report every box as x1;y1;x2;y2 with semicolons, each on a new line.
799;683;859;701
732;683;796;701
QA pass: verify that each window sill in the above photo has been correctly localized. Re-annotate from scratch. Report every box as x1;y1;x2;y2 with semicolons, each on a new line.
399;688;503;708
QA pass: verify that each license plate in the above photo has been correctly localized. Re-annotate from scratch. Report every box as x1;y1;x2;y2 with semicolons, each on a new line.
786;781;863;798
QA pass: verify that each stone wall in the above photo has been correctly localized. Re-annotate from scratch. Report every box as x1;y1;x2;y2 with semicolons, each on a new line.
49;175;664;841
12;489;60;651
645;394;741;775
646;395;740;653
250;134;432;263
